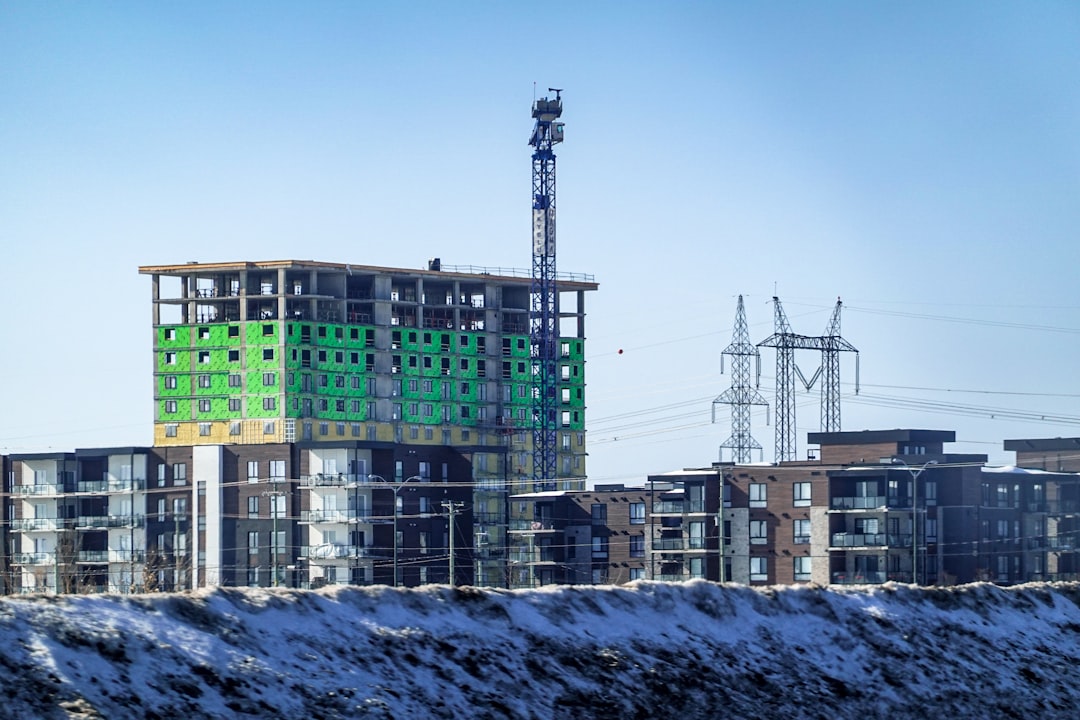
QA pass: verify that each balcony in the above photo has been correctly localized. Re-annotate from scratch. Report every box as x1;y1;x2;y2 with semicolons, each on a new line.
829;496;887;510
473;512;505;525
300;473;368;488
77;479;145;493
830;533;912;548
77;551;110;564
508;519;557;532
651;537;707;551
75;515;145;530
11;518;59;532
13;553;53;566
301;544;371;560
300;509;387;524
652;501;685;514
13;483;64;496
1029;500;1080;514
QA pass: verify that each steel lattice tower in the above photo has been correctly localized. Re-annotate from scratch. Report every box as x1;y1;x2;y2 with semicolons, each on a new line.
758;297;798;461
529;89;564;491
819;298;859;433
714;296;769;463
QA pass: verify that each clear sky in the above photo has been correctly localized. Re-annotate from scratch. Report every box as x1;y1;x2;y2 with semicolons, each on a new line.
2;2;1079;483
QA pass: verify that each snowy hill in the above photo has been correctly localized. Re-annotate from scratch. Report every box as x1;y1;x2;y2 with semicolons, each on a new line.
4;581;1080;719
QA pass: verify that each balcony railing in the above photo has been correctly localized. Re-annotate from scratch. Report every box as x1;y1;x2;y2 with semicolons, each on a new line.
651;537;707;551
13;553;54;565
13;483;64;496
301;544;371;560
77;551;110;563
77;479;145;493
75;515;145;530
830;533;912;548
652;501;685;514
508;519;556;532
655;573;687;582
11;518;59;532
1028;500;1080;514
300;473;368;488
299;509;388;524
473;512;505;525
830;496;887;510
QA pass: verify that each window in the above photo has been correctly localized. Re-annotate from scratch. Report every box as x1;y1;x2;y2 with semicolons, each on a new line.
164;352;176;365
157;498;167;521
794;557;812;582
248;496;259;519
269;460;285;481
164;400;177;414
164;376;177;390
230;422;241;435
749;520;768;544
262;348;274;361
198;351;210;364
794;519;811;544
228;398;241;412
591;536;608;559
164;328;176;341
749;483;767;508
228;374;242;387
270;495;285;519
263;397;276;411
591;503;607;525
157;464;167;487
263;372;276;386
248;531;259;555
228;350;240;362
793;482;811;507
228;326;239;337
165;423;178;437
173;497;187;517
749;557;768;582
629;502;645;524
199;422;212;435
723;484;731;508
247;460;259;483
629;568;644;581
924;481;937;506
629;535;645;558
263;421;275;434
199;399;211;412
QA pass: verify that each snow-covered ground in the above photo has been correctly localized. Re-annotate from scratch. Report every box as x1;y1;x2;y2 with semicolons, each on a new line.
4;581;1080;719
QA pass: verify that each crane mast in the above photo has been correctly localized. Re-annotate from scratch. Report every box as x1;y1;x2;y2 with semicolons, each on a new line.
529;89;564;491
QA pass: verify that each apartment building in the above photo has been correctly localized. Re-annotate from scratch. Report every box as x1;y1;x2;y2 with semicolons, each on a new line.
507;484;648;587
2;442;475;594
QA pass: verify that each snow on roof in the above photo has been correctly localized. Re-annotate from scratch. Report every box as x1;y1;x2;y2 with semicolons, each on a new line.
982;465;1076;476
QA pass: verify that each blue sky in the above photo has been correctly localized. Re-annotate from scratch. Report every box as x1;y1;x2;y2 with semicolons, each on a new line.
2;2;1079;481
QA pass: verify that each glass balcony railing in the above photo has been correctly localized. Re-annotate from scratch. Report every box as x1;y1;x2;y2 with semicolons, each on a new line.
830;533;912;548
829;496;887;510
11;518;58;532
831;571;912;585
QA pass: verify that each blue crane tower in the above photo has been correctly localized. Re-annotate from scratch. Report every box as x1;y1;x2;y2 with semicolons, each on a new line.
529;89;565;491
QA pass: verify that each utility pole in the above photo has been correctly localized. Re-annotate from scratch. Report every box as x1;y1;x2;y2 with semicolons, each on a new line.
442;501;465;586
262;488;286;587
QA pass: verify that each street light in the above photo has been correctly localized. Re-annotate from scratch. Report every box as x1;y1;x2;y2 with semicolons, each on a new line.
374;474;423;587
892;459;938;585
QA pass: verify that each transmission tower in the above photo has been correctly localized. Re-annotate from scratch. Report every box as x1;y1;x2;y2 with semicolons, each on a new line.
713;296;769;463
819;298;859;433
758;297;799;462
758;296;860;461
529;88;565;491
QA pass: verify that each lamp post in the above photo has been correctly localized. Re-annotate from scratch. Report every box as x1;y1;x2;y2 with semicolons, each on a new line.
893;459;937;585
379;474;422;587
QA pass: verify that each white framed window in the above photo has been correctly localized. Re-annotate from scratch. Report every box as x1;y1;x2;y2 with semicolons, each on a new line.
749;557;768;582
794;519;811;544
269;460;285;480
794;557;811;582
793;482;811;507
164;352;176;365
749;483;767;508
749;520;768;544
